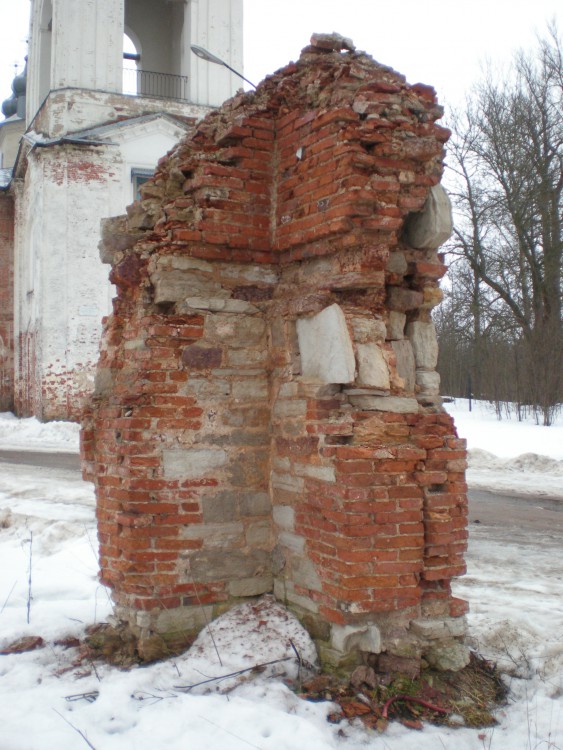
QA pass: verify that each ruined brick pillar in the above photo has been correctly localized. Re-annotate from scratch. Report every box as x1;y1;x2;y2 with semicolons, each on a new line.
83;34;469;671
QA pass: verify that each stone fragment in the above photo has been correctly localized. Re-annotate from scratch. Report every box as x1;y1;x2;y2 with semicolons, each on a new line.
273;505;295;531
410;617;467;640
416;369;440;394
349;315;387;344
391;340;416;393
189;550;270;583
180;297;259;314
202;493;237;523
228;576;273;598
350;665;378;690
331;624;381;654
297;304;355;384
310;32;355;52
292;557;322;591
386;250;408;276
386;287;424;312
406;321;438;370
424;641;471;672
376;653;421;679
405;184;453;250
238;491;271;516
386;311;406;340
356;343;391;389
348;395;419;413
98;214;142;264
293;463;336;482
162;448;228;479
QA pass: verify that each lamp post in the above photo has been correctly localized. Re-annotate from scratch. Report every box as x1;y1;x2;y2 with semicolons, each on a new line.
190;44;256;89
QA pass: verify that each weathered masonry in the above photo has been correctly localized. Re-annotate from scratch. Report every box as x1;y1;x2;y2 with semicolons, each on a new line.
83;34;469;673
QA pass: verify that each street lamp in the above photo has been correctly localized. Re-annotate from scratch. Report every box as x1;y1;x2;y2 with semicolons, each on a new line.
191;45;256;89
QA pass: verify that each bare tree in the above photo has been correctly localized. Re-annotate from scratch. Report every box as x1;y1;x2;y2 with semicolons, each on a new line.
440;26;563;424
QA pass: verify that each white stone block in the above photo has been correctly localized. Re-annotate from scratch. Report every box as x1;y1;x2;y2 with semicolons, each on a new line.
406;321;439;370
391;339;416;392
416;369;441;394
331;624;381;654
163;448;228;479
405;184;453;250
297;304;356;384
356;343;391;389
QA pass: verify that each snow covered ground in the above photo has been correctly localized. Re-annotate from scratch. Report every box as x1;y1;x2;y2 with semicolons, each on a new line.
0;404;561;749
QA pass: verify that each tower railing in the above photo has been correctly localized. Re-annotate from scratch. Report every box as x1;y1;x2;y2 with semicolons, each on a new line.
122;68;189;102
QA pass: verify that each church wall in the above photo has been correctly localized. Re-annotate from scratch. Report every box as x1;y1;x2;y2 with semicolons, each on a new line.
31;89;209;140
15;145;123;419
0;193;14;410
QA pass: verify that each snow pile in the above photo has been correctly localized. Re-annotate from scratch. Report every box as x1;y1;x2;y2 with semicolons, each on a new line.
0;411;80;453
445;399;563;499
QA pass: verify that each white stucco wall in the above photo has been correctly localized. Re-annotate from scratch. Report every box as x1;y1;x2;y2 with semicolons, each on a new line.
14;118;188;418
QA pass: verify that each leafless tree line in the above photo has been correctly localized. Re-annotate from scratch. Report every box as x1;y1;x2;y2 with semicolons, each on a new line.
436;26;563;425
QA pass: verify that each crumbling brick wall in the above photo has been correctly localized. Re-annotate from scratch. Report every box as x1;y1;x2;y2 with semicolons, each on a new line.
0;192;14;411
83;34;469;672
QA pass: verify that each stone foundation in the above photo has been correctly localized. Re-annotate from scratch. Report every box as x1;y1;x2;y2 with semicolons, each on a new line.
82;34;469;672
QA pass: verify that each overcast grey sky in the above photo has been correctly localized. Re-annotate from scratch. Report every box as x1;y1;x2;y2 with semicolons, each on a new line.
0;0;560;116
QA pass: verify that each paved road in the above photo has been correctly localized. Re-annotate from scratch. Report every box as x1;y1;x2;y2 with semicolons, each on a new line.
0;449;561;535
468;488;563;534
0;449;80;472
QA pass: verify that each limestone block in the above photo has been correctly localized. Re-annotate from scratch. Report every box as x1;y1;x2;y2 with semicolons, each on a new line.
405;184;453;250
245;521;272;547
152;270;226;304
272;399;308;419
292;556;322;592
293;463;336;482
387;311;406;340
182;522;244;549
238;491;272;516
162;448;228;480
231;379;269;400
386;250;408;276
391;340;416;393
386;287;424;312
98;215;142;264
406;321;439;370
228;576;273;598
416;369;441;394
410;617;467;640
331;624;381;654
424;641;471;672
348;395;419;413
190;550;271;583
349;315;387;344
180;297;259;314
202;493;238;523
153;604;213;635
356;343;391;389
278;531;306;554
284;582;320;614
273;505;295;531
271;472;305;493
297;304;355;384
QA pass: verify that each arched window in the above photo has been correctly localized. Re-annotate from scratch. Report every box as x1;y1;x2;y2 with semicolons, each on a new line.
122;31;140;95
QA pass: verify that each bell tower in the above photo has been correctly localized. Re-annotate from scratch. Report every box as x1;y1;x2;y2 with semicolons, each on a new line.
26;0;243;131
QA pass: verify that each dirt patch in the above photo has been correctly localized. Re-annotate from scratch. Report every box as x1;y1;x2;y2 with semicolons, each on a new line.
300;652;507;732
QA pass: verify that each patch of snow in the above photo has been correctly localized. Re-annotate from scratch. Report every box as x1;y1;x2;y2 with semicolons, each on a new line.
0;411;80;453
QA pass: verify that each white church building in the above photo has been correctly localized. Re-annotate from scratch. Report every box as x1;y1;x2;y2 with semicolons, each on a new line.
0;0;243;420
